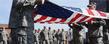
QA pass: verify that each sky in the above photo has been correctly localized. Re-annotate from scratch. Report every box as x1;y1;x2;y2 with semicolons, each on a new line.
0;0;12;24
0;0;89;30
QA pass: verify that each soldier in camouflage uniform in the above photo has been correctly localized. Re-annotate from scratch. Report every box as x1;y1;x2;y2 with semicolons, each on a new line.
9;0;46;44
69;23;85;44
17;16;28;44
0;29;3;44
103;19;109;44
48;27;53;44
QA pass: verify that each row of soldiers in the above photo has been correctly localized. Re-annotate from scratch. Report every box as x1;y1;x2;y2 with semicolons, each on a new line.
34;27;73;44
0;19;108;44
33;19;109;44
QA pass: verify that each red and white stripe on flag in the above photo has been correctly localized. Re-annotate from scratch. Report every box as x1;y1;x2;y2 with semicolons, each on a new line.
34;9;109;24
34;12;93;24
82;9;108;19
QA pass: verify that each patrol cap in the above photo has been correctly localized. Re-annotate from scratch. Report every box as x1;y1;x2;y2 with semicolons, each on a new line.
87;2;96;7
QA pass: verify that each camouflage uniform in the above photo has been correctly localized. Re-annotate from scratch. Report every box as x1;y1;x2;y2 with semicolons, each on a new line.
9;0;36;44
0;30;3;44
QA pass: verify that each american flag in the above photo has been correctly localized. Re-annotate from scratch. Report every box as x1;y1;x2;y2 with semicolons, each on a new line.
34;1;109;24
34;13;92;24
82;9;108;19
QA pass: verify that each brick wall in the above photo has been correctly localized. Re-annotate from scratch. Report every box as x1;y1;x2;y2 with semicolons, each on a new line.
0;24;11;36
